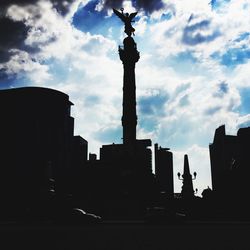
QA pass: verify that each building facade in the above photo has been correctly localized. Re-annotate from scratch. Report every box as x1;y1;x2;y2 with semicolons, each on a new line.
209;125;250;217
154;144;174;197
0;87;75;216
209;125;237;194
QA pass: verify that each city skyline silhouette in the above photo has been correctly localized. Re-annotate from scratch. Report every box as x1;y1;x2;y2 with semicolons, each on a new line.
1;2;250;223
2;1;250;197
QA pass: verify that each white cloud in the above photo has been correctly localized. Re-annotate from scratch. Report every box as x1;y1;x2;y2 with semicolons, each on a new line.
3;0;122;151
0;49;50;83
230;62;250;88
147;0;250;68
65;0;89;21
122;0;137;13
134;15;148;36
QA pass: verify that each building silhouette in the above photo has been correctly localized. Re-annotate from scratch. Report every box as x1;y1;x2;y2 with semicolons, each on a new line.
0;87;75;218
69;136;88;203
154;144;173;198
209;125;250;218
209;125;236;195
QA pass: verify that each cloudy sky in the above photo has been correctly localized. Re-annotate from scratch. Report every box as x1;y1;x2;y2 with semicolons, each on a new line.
1;0;250;195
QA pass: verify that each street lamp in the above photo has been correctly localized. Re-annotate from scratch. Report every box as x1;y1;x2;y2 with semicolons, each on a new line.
177;171;197;180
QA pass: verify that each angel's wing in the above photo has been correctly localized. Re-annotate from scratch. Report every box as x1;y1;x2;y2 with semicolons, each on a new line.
129;12;138;21
113;8;126;22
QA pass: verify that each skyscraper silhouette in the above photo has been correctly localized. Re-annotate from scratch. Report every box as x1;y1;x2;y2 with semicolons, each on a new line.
0;87;75;218
154;144;174;197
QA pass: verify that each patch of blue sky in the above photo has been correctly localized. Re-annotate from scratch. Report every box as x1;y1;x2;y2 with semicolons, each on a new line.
243;2;249;9
0;68;33;89
47;58;73;82
84;95;100;106
166;51;198;76
138;117;158;132
160;123;214;149
138;92;169;116
210;0;231;11
178;94;190;107
218;82;228;94
160;12;172;21
129;33;151;57
72;0;122;38
237;88;250;115
211;32;250;68
234;32;250;43
174;82;191;96
213;81;229;97
211;46;250;68
172;51;197;63
237;120;250;129
148;11;172;25
221;47;250;67
45;58;88;89
0;73;28;89
94;126;122;143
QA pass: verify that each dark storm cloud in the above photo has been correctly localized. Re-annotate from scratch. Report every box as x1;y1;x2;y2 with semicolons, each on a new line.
0;0;76;63
98;0;123;10
0;0;76;16
0;17;29;63
0;0;36;13
99;0;165;13
134;0;164;13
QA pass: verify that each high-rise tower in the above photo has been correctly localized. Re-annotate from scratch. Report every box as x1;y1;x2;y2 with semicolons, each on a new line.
119;37;139;144
154;144;174;197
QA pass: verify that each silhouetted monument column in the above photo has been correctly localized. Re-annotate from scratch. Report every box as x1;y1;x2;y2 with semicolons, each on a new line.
119;37;140;144
178;154;197;199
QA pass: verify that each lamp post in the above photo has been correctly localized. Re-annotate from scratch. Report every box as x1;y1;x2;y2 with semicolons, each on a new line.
177;171;197;181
